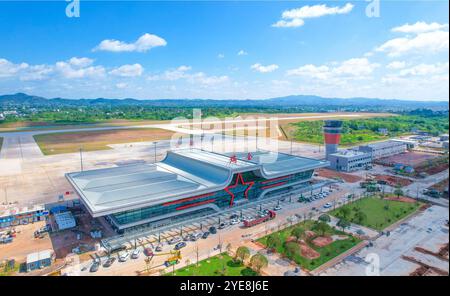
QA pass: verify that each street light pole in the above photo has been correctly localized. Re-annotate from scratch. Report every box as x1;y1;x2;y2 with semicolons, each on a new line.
79;147;84;172
153;142;157;163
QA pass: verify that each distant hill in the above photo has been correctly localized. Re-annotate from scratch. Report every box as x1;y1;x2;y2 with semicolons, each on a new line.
0;93;448;110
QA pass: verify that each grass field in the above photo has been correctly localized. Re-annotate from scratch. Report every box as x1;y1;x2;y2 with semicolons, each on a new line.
257;220;361;271
280;114;448;145
33;128;176;155
330;196;422;231
169;253;258;276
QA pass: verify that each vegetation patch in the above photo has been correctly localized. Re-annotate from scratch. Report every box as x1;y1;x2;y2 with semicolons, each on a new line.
330;196;422;231
33;128;176;155
170;253;259;276
257;220;360;271
282;115;449;145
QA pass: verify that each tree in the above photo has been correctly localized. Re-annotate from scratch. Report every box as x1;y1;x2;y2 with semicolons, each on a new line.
355;211;367;224
339;207;351;219
291;226;305;242
225;243;233;255
318;214;331;223
235;246;250;263
312;221;330;236
284;242;301;259
250;254;268;273
394;185;404;199
337;219;351;232
266;235;281;252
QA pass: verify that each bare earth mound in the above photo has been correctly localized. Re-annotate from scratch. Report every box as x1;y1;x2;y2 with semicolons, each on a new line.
299;242;320;259
312;236;333;247
383;196;417;203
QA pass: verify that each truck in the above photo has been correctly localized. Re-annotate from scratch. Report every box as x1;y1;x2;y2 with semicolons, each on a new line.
243;210;276;227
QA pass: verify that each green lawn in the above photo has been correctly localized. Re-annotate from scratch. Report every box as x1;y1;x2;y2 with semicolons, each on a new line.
169;253;258;276
330;196;422;231
257;220;361;271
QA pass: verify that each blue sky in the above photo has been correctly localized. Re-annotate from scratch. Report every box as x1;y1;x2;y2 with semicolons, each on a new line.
0;0;448;101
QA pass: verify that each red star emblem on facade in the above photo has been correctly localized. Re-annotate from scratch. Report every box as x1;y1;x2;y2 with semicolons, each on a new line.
224;173;254;206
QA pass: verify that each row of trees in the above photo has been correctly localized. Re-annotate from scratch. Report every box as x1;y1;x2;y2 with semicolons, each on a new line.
234;246;269;273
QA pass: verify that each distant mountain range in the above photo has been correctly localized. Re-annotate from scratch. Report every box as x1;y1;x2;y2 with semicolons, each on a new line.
0;93;448;110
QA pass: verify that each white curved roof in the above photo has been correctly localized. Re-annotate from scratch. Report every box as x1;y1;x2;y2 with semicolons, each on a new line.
66;149;328;217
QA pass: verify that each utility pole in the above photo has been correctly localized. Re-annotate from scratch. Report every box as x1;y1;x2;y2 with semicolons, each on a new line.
79;147;84;172
3;187;7;204
153;142;157;163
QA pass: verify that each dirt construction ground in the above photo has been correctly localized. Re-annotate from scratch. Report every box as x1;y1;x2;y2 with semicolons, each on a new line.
377;152;438;167
317;169;363;183
375;174;413;187
33;128;176;155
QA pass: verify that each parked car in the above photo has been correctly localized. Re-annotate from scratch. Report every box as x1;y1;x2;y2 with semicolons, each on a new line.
118;251;130;262
168;237;182;245
209;226;217;234
274;205;282;211
174;242;186;250
323;203;332;209
155;245;163;252
90;262;100;273
103;257;116;268
202;232;210;239
131;248;140;259
229;214;239;220
230;219;240;225
190;232;202;241
218;222;229;229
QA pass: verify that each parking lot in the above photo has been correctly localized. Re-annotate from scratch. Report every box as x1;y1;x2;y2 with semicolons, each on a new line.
76;181;348;275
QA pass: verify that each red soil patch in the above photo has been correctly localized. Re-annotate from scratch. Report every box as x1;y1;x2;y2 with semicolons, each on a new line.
375;174;413;187
376;152;438;167
416;163;449;175
299;242;320;259
383;196;417;203
305;231;316;239
312;236;333;247
317;169;362;183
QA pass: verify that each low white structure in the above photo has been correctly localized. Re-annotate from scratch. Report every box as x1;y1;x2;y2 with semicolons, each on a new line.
26;249;53;272
54;211;76;230
328;150;372;172
358;140;407;160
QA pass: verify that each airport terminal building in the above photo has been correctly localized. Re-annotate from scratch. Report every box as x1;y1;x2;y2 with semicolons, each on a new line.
66;149;329;233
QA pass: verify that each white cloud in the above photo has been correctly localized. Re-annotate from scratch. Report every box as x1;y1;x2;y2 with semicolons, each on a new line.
237;50;248;56
109;64;144;77
273;3;353;28
251;63;279;73
287;58;379;80
93;33;167;53
55;60;106;79
217;53;225;59
147;65;229;86
399;62;449;76
20;64;53;81
187;72;229;86
386;61;406;70
392;21;449;34
0;58;28;78
115;82;128;89
69;57;94;68
376;30;449;57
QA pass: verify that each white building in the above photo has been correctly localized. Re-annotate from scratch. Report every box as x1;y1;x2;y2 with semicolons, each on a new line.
358;140;407;160
328;150;372;172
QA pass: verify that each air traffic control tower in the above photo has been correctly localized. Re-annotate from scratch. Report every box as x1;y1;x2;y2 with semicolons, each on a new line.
323;120;343;159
